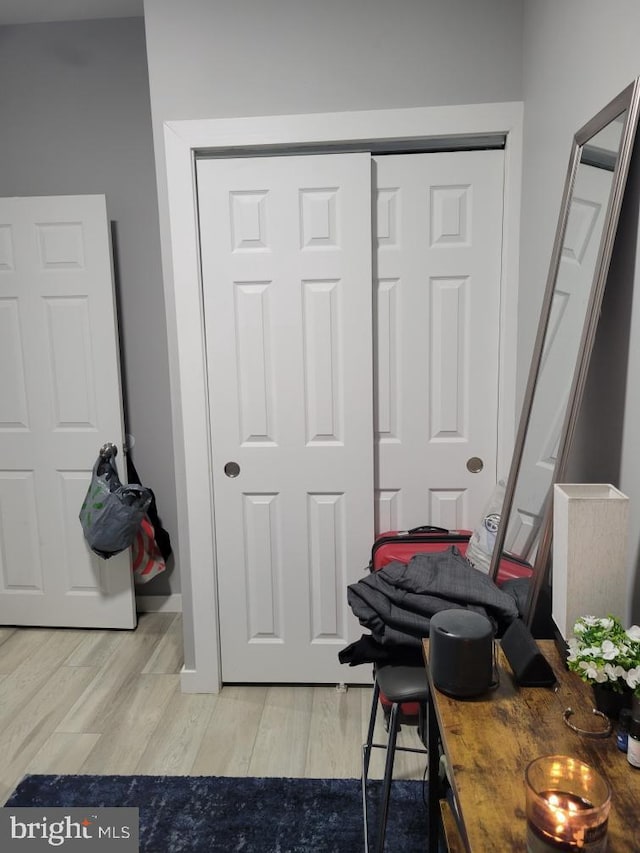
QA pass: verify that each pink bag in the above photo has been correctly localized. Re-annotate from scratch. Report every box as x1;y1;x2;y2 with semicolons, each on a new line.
132;516;166;583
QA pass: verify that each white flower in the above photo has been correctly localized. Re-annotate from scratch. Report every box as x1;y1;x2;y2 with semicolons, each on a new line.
604;663;626;682
566;638;582;662
626;625;640;642
624;667;640;690
579;660;597;678
579;661;607;682
601;640;619;660
567;613;640;689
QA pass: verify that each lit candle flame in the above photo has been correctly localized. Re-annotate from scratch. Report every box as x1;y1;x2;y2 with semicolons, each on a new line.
545;791;582;840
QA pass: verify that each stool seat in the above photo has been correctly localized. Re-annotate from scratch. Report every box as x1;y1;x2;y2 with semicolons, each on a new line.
376;664;429;704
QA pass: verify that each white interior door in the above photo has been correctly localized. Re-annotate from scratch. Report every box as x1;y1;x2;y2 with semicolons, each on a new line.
198;154;374;683
373;151;504;532
0;195;135;629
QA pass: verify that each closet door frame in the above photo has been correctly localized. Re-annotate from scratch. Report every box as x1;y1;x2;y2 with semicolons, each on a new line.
163;102;524;693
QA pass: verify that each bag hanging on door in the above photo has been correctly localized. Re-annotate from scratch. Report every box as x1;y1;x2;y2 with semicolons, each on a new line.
132;515;167;583
79;444;152;559
126;454;172;561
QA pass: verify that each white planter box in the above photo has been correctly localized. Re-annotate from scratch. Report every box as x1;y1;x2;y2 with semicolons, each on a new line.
553;484;629;640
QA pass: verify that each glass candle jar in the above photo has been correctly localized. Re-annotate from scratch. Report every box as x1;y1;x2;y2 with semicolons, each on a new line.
525;755;611;852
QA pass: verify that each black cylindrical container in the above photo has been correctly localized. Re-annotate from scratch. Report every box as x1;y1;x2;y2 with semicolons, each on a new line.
429;609;494;698
628;717;640;768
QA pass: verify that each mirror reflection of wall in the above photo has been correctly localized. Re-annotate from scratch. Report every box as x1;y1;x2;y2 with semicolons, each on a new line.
504;114;625;564
565;141;640;493
489;81;640;629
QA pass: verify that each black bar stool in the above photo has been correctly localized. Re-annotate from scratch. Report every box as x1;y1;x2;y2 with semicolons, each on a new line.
361;663;429;853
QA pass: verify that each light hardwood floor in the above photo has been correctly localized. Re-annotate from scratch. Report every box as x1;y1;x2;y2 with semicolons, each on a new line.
0;612;427;805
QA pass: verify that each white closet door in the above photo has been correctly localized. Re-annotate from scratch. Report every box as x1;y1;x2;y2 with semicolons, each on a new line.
0;195;135;628
198;154;374;683
373;151;504;532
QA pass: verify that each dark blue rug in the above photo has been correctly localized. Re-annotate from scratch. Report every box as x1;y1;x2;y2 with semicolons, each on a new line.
5;775;428;852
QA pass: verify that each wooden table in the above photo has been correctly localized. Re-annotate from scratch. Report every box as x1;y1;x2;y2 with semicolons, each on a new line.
422;639;640;852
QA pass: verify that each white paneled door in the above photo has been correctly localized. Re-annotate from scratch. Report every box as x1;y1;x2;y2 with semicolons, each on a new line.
198;149;504;683
0;196;135;629
373;151;504;532
198;154;374;683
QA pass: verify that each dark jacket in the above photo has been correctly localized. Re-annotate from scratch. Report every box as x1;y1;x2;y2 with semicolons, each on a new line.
345;547;519;653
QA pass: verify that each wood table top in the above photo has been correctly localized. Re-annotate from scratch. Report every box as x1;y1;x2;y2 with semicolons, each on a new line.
422;639;640;852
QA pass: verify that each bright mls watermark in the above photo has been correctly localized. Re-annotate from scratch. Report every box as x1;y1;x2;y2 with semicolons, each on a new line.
0;808;139;851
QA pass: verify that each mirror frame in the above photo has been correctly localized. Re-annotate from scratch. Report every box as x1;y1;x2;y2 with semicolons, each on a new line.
489;78;640;627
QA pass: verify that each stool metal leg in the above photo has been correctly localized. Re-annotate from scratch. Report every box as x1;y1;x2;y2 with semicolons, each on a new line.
363;680;380;780
362;680;380;853
375;701;400;853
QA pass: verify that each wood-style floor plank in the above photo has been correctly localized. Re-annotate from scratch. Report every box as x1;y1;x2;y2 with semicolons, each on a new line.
135;688;216;775
56;613;176;734
191;685;267;777
1;613;429;809
304;686;364;778
26;732;102;775
141;612;183;675
79;673;180;774
248;686;314;778
0;664;98;797
0;628;63;676
64;628;125;669
0;627;16;650
0;629;86;727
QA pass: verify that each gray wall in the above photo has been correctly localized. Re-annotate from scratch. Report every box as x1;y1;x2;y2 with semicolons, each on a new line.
519;0;640;619
144;0;523;121
0;18;179;597
143;0;525;668
5;1;640;639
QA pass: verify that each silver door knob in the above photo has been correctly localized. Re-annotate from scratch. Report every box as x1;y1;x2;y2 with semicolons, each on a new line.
224;461;241;478
466;457;483;473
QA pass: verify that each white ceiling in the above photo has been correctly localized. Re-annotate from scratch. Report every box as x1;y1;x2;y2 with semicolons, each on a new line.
0;0;144;26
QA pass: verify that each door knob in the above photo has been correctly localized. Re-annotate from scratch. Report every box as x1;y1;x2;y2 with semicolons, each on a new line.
466;456;483;473
224;461;241;478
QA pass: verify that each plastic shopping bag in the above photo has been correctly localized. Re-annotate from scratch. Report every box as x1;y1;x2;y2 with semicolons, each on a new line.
466;480;505;574
132;516;167;583
79;445;152;559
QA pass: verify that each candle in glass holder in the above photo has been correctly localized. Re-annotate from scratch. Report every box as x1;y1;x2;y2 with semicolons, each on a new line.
525;755;611;852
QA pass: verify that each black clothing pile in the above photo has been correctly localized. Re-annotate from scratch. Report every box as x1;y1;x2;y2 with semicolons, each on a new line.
340;547;520;666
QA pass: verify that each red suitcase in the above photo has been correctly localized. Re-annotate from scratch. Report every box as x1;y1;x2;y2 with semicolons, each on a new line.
369;525;533;716
370;524;533;584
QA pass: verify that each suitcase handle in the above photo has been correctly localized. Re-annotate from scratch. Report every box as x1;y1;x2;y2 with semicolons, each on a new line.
406;525;449;534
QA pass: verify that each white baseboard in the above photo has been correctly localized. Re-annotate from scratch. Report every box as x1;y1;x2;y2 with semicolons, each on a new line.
180;665;221;694
135;593;182;613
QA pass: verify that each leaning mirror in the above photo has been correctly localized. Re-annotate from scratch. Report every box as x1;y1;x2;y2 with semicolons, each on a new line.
488;78;640;628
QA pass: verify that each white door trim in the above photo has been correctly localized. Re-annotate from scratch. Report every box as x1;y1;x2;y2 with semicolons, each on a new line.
162;103;524;693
